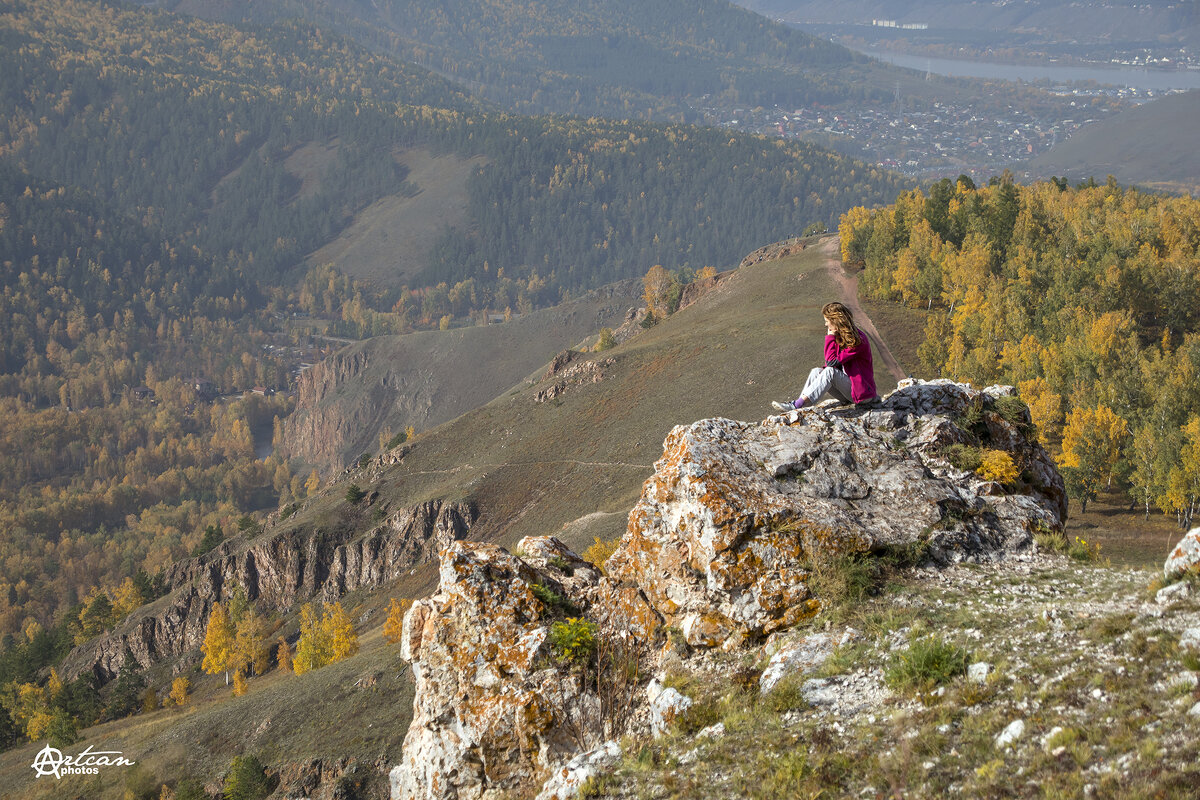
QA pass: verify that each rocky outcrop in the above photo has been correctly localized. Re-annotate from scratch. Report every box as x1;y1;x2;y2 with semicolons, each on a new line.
534;352;614;403
738;237;808;268
391;379;1067;799
605;379;1065;649
1164;526;1200;579
390;537;660;800
59;500;475;683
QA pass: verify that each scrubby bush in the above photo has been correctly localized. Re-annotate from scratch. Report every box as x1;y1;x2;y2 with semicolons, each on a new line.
582;536;621;572
549;617;597;666
977;449;1019;485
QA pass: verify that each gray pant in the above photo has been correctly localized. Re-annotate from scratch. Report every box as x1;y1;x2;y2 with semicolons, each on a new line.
800;366;852;405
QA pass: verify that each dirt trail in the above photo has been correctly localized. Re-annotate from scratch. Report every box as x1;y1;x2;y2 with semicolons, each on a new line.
817;236;907;383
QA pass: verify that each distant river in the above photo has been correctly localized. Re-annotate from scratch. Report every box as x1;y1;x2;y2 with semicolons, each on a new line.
853;48;1200;91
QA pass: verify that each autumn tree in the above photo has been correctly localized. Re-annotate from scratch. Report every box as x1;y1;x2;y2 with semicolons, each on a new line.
292;602;358;673
201;602;235;685
642;265;673;321
1059;405;1129;512
383;598;412;645
291;603;330;676
169;676;190;707
276;637;292;673
328;603;359;661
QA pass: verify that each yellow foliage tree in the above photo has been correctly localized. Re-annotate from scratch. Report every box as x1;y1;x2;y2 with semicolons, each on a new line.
1060;405;1128;481
292;603;330;676
839;205;873;265
642;265;672;320
233;608;268;677
696;266;717;280
1059;404;1129;512
327;603;359;661
111;576;144;619
1018;378;1063;444
169;676;190;707
26;710;53;741
304;469;321;497
232;669;248;697
201;602;235;684
383;598;412;645
276;637;292;673
293;602;358;673
1163;415;1200;530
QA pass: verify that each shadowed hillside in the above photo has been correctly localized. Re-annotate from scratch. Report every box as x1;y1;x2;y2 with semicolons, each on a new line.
1029;90;1200;195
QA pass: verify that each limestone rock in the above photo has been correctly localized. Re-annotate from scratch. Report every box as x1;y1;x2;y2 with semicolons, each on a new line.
535;741;621;800
391;538;661;800
1164;526;1200;580
60;500;473;683
1156;581;1191;604
995;719;1026;749
606;380;1065;649
646;678;693;738
759;629;858;695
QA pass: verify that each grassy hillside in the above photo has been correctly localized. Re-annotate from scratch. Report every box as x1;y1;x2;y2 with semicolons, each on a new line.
1029;90;1200;195
279;278;644;472
302;148;489;290
301;238;896;555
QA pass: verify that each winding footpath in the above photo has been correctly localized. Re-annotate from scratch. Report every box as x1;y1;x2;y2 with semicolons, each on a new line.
817;235;907;384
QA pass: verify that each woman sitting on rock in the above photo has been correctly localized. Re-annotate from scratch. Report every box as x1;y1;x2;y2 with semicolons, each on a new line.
772;301;877;411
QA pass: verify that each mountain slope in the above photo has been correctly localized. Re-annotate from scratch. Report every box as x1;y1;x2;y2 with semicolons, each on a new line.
0;239;892;797
279;279;643;472
154;0;888;119
1028;90;1200;194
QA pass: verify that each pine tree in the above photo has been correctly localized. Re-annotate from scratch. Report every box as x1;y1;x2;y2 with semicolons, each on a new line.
223;754;273;800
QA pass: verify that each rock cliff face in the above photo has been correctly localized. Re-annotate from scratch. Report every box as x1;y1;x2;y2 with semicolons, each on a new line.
391;537;660;800
59;500;475;683
391;380;1067;800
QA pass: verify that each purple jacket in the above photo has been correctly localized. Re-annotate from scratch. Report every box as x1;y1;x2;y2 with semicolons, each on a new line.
825;330;876;403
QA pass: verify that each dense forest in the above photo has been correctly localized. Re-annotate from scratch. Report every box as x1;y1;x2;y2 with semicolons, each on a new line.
146;0;887;120
841;176;1200;527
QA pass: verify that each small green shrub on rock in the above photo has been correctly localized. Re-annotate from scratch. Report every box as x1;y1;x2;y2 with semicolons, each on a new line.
549;617;597;665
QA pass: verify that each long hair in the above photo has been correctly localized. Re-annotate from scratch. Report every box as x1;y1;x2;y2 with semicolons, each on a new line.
822;302;861;350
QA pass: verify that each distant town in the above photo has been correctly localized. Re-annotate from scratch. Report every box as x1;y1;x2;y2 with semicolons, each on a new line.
696;84;1184;180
